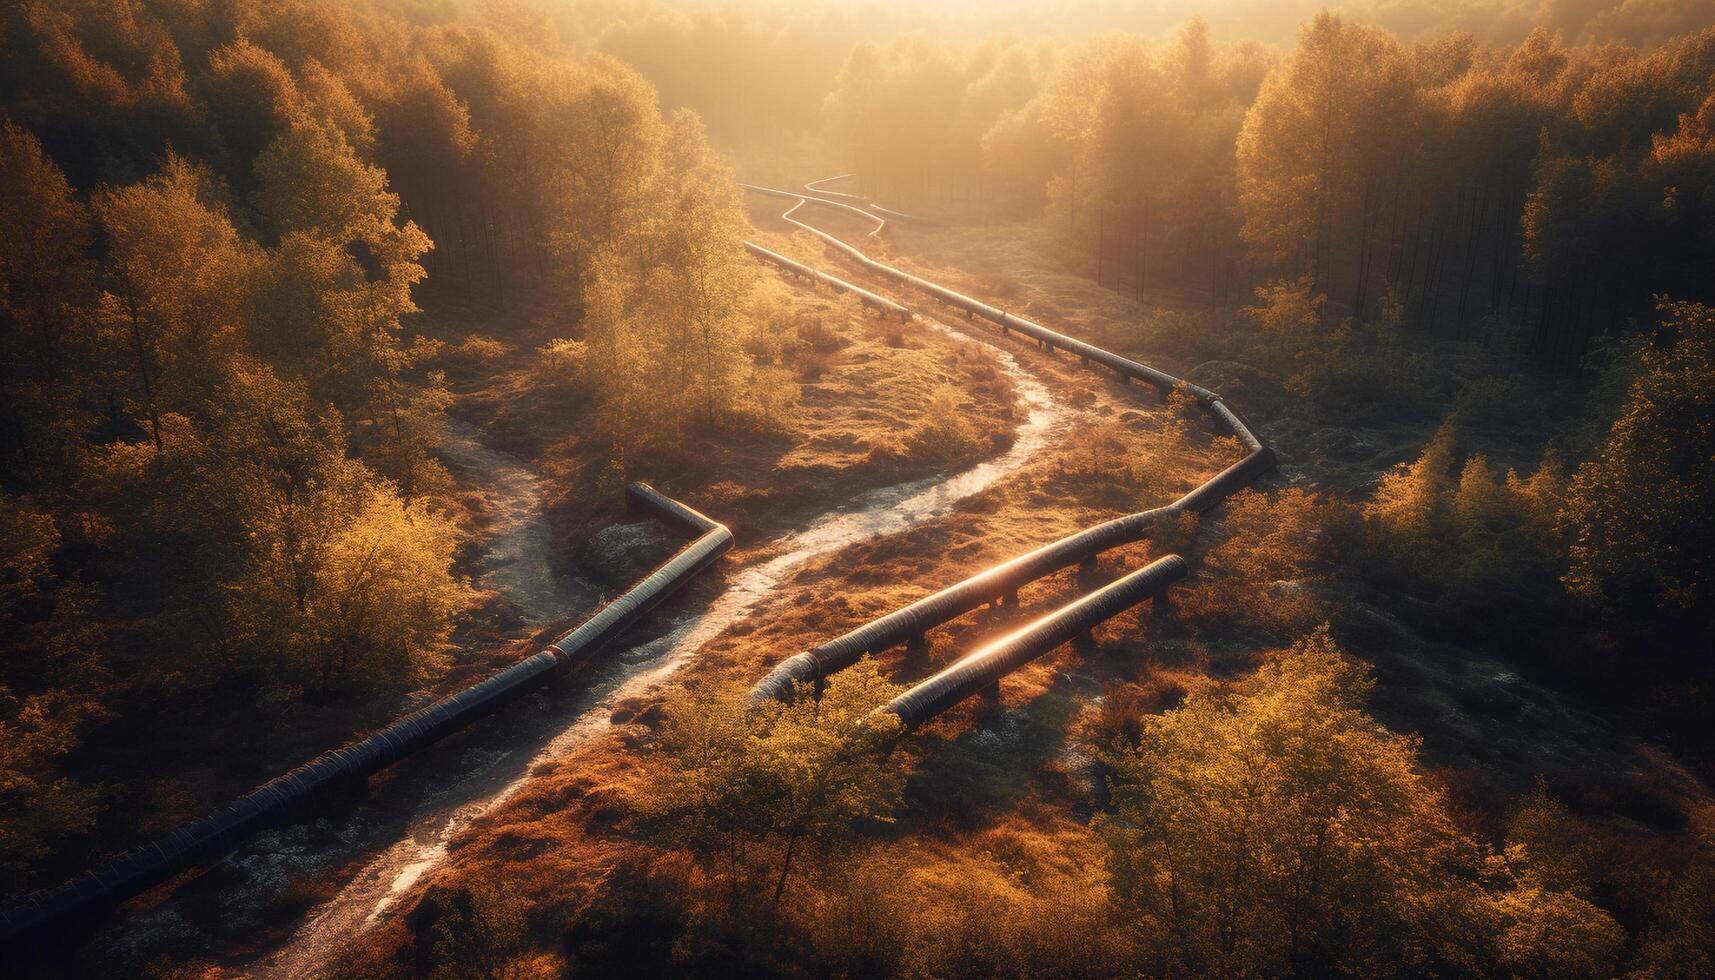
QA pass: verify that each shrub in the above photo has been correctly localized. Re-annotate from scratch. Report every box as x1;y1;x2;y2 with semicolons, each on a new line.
904;385;985;463
1359;424;1568;619
1197;487;1346;632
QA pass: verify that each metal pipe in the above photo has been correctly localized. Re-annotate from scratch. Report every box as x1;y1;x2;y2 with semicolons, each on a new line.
802;174;926;225
748;506;1181;704
743;182;888;237
880;555;1187;729
744;241;910;321
0;484;731;942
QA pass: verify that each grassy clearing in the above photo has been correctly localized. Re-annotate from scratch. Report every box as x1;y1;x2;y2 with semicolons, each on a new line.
429;269;1019;558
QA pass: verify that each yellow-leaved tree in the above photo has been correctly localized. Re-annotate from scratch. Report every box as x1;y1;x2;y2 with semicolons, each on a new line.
93;151;259;451
1101;625;1622;976
546;67;759;466
638;659;905;916
207;362;467;694
251;119;447;501
1562;299;1715;637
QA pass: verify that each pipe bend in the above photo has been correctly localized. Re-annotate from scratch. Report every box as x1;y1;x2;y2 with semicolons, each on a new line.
3;485;732;943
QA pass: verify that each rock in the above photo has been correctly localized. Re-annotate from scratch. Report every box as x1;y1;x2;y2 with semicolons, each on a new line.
1185;360;1288;416
576;520;674;588
1311;426;1387;465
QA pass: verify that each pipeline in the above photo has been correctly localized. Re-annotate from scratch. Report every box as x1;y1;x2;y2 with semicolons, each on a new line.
744;241;910;321
881;555;1187;729
802;173;926;225
0;483;731;943
744;183;1273;706
744;182;887;237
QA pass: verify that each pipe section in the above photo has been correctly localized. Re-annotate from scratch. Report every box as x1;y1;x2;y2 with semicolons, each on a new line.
881;555;1187;729
744;241;910;321
744;182;887;237
1;483;731;942
801;173;926;225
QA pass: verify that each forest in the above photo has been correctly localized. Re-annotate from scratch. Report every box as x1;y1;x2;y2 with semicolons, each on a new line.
0;0;1712;977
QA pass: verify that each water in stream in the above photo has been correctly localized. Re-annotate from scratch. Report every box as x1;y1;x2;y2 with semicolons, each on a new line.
440;417;601;626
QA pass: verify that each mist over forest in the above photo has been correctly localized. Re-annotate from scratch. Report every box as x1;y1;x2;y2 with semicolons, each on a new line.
1;0;1713;976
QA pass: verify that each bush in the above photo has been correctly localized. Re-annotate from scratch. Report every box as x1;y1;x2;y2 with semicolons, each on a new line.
904;385;985;463
1359;424;1570;620
1195;487;1347;633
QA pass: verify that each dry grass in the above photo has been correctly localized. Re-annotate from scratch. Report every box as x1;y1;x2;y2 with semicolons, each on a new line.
443;271;1019;553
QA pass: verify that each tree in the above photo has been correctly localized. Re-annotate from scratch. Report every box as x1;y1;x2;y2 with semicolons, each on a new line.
1237;13;1415;314
1562;299;1715;638
1490;785;1624;979
92;151;257;450
553;94;761;462
208;362;466;692
203;36;303;179
0;122;93;386
638;659;905;916
1101;626;1488;976
652;109;753;428
0;122;96;484
1103;627;1634;976
1199;487;1341;631
251;121;445;497
1365;422;1455;553
0;686;98;899
1245;275;1324;372
289;483;466;692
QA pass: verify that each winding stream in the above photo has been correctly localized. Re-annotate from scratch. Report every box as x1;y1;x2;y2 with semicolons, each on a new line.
440;418;600;625
245;316;1067;975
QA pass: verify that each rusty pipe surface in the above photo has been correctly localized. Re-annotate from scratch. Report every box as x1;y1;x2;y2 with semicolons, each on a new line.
0;484;731;944
743;183;1272;706
881;555;1187;729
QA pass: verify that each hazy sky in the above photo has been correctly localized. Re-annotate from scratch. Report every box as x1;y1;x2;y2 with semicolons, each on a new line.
630;0;1713;46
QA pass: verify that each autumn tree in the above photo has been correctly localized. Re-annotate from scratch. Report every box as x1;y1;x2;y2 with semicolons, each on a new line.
1360;423;1570;617
982;21;1266;296
0;122;93;388
0;495;102;900
826;36;1044;211
550;74;762;464
1101;626;1620;976
92;151;258;451
0;122;95;484
1488;784;1626;978
638;659;905;916
1562;299;1715;641
1237;12;1415;314
203;362;465;692
1198;487;1343;632
0;684;98;899
251;120;447;498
